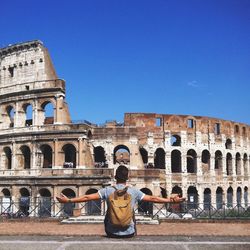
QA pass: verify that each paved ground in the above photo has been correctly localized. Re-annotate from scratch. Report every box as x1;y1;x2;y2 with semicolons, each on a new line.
0;220;250;237
0;220;249;249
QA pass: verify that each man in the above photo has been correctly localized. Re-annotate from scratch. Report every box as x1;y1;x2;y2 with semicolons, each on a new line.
57;165;185;238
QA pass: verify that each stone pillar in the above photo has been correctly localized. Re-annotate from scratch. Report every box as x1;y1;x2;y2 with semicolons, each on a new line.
232;157;236;177
196;154;202;175
53;186;61;217
53;139;59;168
11;141;17;171
78;137;84;168
182;151;187;173
210;156;215;176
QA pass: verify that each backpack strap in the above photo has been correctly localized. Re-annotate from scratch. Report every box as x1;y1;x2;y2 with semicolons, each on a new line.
112;186;128;200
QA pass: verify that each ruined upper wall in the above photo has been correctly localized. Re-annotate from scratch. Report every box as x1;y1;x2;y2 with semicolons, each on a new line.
0;40;64;97
124;113;250;139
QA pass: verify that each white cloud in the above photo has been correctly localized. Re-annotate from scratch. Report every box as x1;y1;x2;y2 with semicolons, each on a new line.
187;80;199;88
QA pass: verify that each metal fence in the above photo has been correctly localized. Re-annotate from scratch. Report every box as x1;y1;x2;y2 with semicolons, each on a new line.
1;198;250;220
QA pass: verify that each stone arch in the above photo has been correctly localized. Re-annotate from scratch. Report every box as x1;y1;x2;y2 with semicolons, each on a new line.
235;153;241;175
237;187;242;206
3;147;12;169
243;153;248;176
215;150;223;171
23;103;33;126
61;188;76;216
227;187;233;208
171;135;181;146
19;187;30;216
62;144;76;168
187;186;198;209
154;148;165;169
94;146;107;168
225;139;232;150
85;188;101;215
186;149;197;173
171;150;182;173
216;187;223;209
204;188;211;210
234;124;240;134
201;150;210;173
226;153;233;176
244;187;248;208
6;105;15;127
20;145;31;169
1;188;11;197
113;145;130;165
138;188;153;215
139;147;148;165
41;101;55;125
40;144;53;168
172;186;183;196
38;188;52;217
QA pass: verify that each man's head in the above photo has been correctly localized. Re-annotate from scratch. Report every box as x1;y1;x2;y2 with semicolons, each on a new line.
115;165;129;183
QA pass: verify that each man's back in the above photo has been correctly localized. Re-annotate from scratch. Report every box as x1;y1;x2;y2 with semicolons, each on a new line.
98;184;145;237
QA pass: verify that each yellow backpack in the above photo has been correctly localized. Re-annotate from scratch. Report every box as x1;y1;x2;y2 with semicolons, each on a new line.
108;187;133;228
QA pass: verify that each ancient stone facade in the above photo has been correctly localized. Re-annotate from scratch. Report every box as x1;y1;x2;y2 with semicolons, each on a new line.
0;41;249;216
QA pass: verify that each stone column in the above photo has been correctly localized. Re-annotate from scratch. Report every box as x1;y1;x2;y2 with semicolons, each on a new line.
53;139;59;168
78;137;84;168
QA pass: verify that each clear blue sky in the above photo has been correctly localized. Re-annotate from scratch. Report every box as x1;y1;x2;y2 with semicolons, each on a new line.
1;0;250;125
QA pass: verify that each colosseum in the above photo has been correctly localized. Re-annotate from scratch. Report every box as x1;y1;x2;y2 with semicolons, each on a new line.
0;40;249;218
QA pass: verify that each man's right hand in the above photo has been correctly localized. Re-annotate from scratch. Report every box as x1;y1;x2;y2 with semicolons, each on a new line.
56;193;69;203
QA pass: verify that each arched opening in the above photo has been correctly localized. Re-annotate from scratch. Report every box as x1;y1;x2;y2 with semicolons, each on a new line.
139;147;148;165
171;150;182;173
42;102;54;124
237;187;242;206
187;186;198;209
6;105;15;127
244;187;248;208
1;188;11;214
3;147;12;169
20;145;31;169
138;188;153;215
225;139;232;150
85;189;101;215
201;150;210;173
40;144;52;168
216;187;223;209
235;125;240;134
215;151;223;171
243;154;248;177
94;146;107;168
38;188;52;217
227;187;233;208
19;188;30;216
154;148;165;169
204;188;211;210
113;145;130;165
23;103;33;126
170;186;183;212
62;144;76;168
171;135;181;146
61;188;76;216
235;153;241;175
187;149;197;173
2;188;11;197
226;153;233;176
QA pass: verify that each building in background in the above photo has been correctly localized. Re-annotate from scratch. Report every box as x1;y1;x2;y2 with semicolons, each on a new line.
0;41;249;217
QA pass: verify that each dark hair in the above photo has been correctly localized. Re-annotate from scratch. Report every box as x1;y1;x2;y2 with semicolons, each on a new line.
115;165;129;182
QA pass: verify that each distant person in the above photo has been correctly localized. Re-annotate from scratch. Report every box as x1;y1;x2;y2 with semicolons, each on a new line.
57;165;185;238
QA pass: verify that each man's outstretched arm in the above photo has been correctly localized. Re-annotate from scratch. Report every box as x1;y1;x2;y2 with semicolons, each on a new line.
56;192;100;203
142;194;185;203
